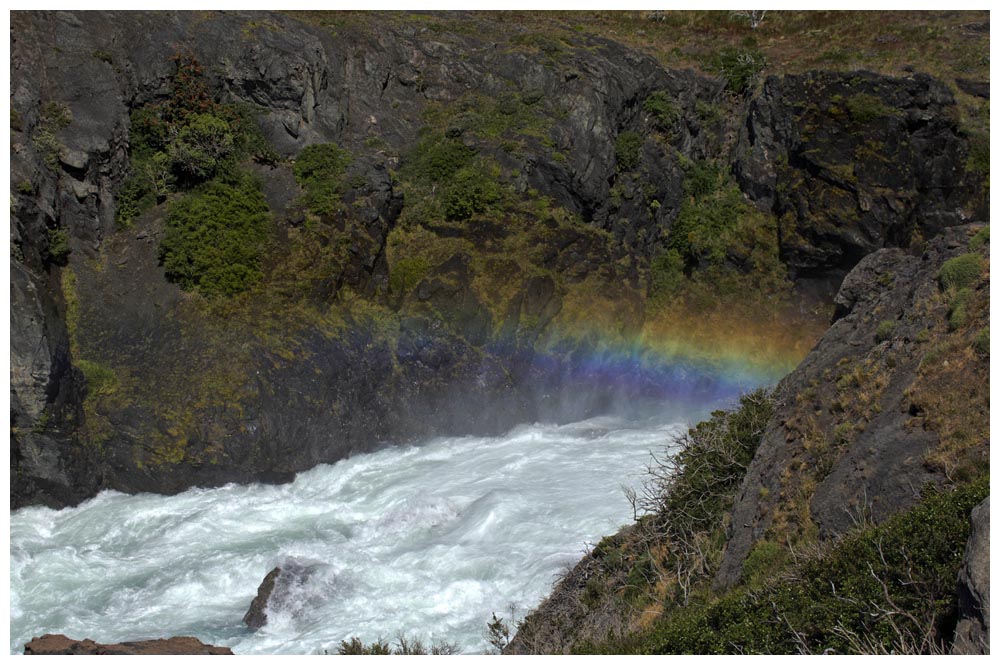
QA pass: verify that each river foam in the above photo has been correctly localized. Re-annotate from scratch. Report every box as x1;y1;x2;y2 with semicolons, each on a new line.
9;409;712;654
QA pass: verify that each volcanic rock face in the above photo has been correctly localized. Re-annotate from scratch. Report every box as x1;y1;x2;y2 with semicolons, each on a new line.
24;633;232;655
9;10;982;509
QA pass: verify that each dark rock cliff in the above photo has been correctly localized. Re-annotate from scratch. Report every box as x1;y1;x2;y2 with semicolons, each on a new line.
9;10;982;509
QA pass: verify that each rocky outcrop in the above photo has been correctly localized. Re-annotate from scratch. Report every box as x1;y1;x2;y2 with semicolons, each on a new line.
716;224;989;586
952;499;990;654
24;633;232;655
737;71;978;281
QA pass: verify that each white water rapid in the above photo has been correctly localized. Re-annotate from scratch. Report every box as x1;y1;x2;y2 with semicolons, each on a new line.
9;410;710;654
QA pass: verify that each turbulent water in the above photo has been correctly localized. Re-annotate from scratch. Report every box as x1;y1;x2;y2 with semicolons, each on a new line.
10;407;718;654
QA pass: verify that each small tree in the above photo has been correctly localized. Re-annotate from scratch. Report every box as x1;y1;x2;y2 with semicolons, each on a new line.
486;612;511;653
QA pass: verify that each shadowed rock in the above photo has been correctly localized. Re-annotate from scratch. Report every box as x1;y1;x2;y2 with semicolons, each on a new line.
952;498;990;654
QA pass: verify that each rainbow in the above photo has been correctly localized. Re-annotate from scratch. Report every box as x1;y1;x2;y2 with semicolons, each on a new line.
513;317;823;410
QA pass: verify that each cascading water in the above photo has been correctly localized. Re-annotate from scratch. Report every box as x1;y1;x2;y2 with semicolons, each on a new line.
9;409;714;655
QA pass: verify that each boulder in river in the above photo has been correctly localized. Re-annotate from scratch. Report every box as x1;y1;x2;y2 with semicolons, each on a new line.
244;558;322;630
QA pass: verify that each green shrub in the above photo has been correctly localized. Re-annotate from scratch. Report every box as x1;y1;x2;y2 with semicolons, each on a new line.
47;228;70;264
682;160;725;200
337;637;392;655
669;185;742;263
406;135;476;183
948;288;971;329
939;253;984;291
654;389;774;534
167;113;235;181
973;327;989;357
119;55;275;223
743;540;788;586
709;47;766;94
643;91;679;134
442;163;502;220
968;225;989;252
159;177;271;297
32;101;73;171
615;131;644;171
389;256;432;295
648;249;686;302
292;142;353;217
630;390;775;607
875;319;896;343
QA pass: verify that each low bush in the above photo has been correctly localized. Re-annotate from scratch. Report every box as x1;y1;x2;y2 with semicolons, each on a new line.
643;91;680;134
336;635;460;655
159;177;271;297
32;101;73;171
635;389;775;601
938;253;983;291
875;319;896;343
647;249;686;302
442;163;503;220
709;47;766;94
973;327;989;356
292;142;353;217
406;135;476;184
615;131;644;171
117;54;275;227
47;228;71;264
968;226;989;252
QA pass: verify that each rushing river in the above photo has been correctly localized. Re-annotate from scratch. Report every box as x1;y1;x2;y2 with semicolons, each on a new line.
9;406;722;654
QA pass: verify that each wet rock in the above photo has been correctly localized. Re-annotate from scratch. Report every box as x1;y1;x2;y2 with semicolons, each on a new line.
243;559;321;630
243;566;282;629
24;633;232;655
